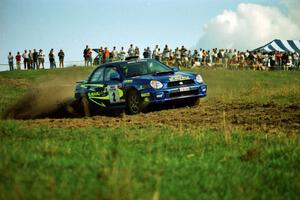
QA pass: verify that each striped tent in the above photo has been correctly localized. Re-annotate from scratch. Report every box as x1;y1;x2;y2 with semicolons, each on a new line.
253;39;300;53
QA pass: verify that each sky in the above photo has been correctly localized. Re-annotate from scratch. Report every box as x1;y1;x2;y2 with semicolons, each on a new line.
0;0;298;65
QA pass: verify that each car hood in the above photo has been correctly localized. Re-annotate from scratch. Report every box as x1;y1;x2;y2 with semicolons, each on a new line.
134;72;196;83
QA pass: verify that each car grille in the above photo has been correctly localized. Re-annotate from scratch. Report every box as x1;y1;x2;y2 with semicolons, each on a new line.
169;90;199;98
167;80;195;88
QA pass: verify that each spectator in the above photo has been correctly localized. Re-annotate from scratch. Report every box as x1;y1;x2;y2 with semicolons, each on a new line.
293;53;299;69
28;50;33;69
223;49;229;68
157;48;162;61
104;47;110;63
163;45;170;62
49;49;56;69
180;46;188;66
128;44;135;57
58;49;65;68
38;49;45;69
111;46;118;61
193;50;200;67
119;47;126;61
135;47;140;57
206;50;211;66
153;45;159;61
147;47;152;59
86;48;92;66
8;52;14;71
83;45;89;67
32;49;38;69
275;51;283;67
217;49;223;65
15;52;21;70
143;48;149;59
175;47;181;65
22;49;29;70
97;47;104;64
199;48;203;64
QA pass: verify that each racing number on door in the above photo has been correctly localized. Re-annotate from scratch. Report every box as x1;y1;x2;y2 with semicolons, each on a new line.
108;85;120;103
112;92;116;102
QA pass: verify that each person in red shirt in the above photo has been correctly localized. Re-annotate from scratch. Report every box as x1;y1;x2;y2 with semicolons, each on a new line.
15;52;21;70
103;47;110;63
85;48;92;66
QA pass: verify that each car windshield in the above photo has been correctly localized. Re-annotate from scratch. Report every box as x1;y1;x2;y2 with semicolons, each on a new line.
120;60;173;77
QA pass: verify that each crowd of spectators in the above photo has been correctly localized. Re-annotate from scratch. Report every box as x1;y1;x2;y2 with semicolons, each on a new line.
6;49;65;71
7;45;300;71
86;44;300;71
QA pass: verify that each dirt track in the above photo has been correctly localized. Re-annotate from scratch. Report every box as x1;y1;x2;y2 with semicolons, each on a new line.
17;101;300;134
2;76;299;134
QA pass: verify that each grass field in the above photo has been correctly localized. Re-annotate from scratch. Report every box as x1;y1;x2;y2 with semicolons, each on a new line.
0;67;300;199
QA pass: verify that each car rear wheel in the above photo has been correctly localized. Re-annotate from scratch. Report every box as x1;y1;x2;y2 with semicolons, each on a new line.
126;90;142;115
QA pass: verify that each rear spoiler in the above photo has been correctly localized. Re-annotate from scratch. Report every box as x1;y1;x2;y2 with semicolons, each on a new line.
125;56;139;61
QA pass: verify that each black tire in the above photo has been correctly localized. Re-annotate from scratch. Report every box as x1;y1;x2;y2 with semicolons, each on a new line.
126;90;142;115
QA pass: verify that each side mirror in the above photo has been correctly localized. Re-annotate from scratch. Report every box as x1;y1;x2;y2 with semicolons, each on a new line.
110;72;121;81
172;66;180;72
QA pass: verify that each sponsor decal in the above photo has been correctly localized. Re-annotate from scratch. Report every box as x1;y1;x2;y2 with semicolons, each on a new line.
81;84;104;88
169;75;190;82
141;92;150;97
123;79;133;83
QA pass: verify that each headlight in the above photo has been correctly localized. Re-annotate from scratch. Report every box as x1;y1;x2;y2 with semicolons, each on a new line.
150;80;163;89
196;75;203;83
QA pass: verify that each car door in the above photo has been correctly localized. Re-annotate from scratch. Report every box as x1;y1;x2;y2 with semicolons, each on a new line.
85;66;107;107
103;66;125;106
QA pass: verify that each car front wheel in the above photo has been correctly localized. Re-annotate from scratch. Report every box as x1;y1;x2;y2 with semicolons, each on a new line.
126;90;142;115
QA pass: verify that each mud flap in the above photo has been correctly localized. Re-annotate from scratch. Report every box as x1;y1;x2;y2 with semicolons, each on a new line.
81;96;91;117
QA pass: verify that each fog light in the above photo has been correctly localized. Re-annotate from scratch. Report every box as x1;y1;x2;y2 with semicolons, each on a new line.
156;92;164;99
144;97;150;102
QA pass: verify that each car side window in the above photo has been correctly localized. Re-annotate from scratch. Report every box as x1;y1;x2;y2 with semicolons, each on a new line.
89;67;104;83
104;67;119;82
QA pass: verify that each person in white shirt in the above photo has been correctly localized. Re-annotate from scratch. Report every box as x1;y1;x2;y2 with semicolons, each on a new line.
119;47;126;61
22;50;29;70
38;49;45;69
134;47;140;57
199;49;203;64
162;45;170;62
175;47;181;65
153;45;159;60
111;46;118;61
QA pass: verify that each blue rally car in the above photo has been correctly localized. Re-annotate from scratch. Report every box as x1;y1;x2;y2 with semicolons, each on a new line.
74;58;207;115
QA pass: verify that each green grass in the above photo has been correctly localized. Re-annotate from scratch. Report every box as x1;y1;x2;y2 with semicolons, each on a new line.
0;67;300;199
193;68;300;104
1;122;300;200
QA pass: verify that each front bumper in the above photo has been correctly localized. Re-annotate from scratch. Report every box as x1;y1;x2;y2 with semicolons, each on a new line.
141;83;207;104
